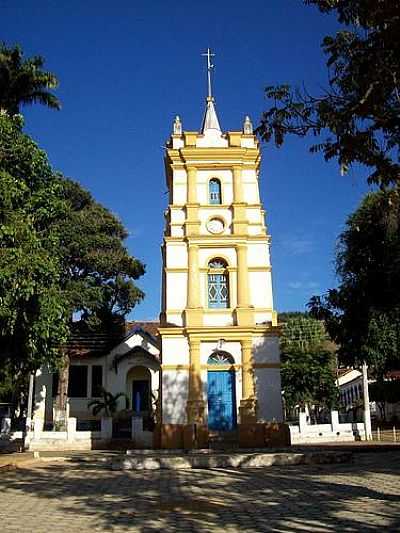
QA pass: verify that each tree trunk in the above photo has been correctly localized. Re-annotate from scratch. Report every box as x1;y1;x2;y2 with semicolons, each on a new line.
54;352;69;427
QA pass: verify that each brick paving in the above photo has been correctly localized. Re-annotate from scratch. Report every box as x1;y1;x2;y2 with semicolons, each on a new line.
0;452;399;532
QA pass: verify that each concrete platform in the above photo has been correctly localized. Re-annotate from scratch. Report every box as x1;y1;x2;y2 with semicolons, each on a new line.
113;450;353;470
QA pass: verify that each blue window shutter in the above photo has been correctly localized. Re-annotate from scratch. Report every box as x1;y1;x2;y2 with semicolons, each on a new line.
209;179;221;204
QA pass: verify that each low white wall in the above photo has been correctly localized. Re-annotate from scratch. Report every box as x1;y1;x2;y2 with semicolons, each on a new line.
27;417;105;451
289;411;366;444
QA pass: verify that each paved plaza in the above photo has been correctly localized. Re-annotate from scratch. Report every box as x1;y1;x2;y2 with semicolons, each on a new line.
0;452;399;532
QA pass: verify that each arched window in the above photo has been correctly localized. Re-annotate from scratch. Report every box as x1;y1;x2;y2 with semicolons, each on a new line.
209;178;222;204
208;258;229;308
207;351;235;365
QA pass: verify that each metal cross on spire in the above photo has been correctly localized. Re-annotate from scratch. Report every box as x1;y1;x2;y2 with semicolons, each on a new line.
201;47;215;99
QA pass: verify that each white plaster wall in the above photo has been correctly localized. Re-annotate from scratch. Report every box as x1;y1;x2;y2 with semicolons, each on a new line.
165;312;183;326
255;311;274;324
200;341;242;365
248;225;264;236
246;208;263;224
196;169;233;205
247;242;270;267
166;243;187;268
166;272;187;310
242;169;260;204
172;169;187;205
162;336;190;366
249;271;273;309
253;335;280;364
203;312;234;326
172;137;184;149
198;207;232;235
199;247;237;267
170;207;185;224
196;132;228;149
241;138;256;148
162;370;189;424
255;368;283;422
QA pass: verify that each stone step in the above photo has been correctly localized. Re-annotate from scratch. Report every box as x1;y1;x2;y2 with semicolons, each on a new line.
113;450;353;470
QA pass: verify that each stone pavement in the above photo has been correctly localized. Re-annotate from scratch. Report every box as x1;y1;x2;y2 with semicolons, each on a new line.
0;452;399;532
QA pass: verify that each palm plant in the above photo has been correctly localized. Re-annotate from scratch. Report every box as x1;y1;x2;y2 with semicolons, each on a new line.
88;388;128;417
0;42;61;115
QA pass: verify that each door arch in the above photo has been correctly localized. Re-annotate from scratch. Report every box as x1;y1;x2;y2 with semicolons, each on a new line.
207;352;237;431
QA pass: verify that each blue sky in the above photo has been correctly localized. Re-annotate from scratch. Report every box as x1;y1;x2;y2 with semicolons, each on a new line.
2;0;372;319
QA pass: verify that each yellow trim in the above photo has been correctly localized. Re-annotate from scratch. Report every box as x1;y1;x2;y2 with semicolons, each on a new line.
164;234;271;243
159;325;281;339
162;364;243;371
248;266;272;272
162;364;190;371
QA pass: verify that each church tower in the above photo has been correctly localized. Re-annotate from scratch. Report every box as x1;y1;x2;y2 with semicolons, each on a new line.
158;50;284;448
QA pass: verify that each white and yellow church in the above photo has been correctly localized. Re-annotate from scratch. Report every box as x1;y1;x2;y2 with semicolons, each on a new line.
31;52;286;450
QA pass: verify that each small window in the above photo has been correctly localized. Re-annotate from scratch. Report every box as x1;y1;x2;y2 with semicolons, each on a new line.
91;366;103;397
209;178;222;204
68;366;88;398
208;258;229;308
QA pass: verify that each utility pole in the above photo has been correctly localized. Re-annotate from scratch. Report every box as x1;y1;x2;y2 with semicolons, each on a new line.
362;361;372;440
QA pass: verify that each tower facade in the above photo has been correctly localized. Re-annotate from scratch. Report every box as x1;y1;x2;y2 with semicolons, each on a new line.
159;74;283;447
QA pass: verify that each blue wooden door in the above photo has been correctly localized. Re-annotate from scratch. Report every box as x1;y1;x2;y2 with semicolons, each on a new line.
207;371;237;431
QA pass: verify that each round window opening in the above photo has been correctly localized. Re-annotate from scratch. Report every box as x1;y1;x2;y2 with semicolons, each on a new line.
207;218;225;234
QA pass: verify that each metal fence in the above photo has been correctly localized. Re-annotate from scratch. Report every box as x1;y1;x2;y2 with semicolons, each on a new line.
372;427;398;442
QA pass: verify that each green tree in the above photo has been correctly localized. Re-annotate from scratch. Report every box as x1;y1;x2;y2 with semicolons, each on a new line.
0;43;60;115
0;113;145;408
256;1;400;187
279;314;338;418
309;190;400;378
0;114;69;377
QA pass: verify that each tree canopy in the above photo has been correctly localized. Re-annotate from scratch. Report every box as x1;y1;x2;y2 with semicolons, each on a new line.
309;189;400;377
257;0;400;187
0;42;60;115
0;113;145;377
279;314;338;414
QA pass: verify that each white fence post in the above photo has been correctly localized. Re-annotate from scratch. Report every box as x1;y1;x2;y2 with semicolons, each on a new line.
67;417;77;441
330;410;339;433
298;411;308;433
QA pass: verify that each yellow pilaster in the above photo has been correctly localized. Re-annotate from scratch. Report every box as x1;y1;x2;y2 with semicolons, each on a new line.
185;166;200;236
235;244;254;326
187;166;197;204
232;166;248;234
237;244;249;307
185;244;203;326
239;338;257;423
232;165;244;203
186;338;205;423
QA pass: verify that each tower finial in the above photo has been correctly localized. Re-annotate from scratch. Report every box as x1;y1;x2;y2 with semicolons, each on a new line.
201;47;215;100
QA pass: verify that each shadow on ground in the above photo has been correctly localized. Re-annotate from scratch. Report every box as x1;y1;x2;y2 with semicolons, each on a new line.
0;451;399;531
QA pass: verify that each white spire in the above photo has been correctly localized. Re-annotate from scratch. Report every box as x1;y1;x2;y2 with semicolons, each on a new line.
200;48;222;135
201;96;221;133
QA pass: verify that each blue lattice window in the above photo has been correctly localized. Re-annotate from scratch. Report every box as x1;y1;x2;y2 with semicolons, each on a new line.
208;259;229;308
209;178;222;204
